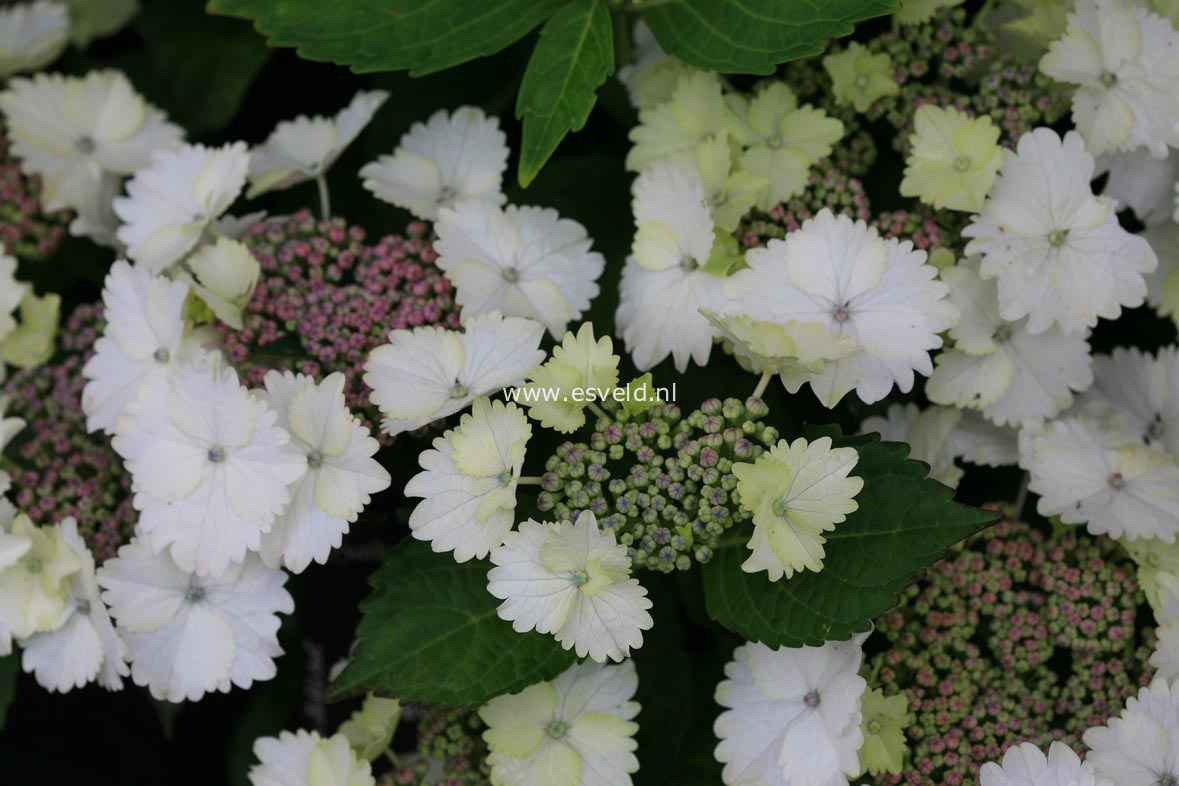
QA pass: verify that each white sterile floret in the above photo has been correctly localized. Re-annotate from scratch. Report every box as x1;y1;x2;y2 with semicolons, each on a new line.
435;202;603;337
0;69;183;213
82;260;208;434
405;397;529;562
1040;0;1179;157
626;70;730;171
617;20;695;111
726;208;957;407
1084;678;1179;785
616;159;727;372
360;106;509;221
479;660;640;786
1148;572;1179;681
248;90;387;198
962;128;1156;335
97;540;293;703
0;247;28;345
1026;416;1179;541
19;517;127;693
703;310;858;384
487;511;653;663
188;237;261;330
0;1;69;78
714;635;868;786
1076;346;1179;461
1096;149;1179;226
979;741;1110;786
926;262;1093;426
111;358;307;577
862;403;967;487
0;515;80;642
114;141;250;273
249;729;375;786
364;311;545;436
257;371;391;574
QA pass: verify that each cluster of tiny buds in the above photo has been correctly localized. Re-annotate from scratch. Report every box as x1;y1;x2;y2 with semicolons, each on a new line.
537;397;777;572
386;708;490;786
0;120;70;260
737;161;871;249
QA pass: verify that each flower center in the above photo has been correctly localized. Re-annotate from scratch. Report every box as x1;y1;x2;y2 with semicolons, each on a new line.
501;267;520;283
832;303;850;322
952;155;971;172
866;719;882;734
766;135;783;149
1108;472;1125;489
186;585;205;603
1100;71;1117;88
803;689;821;708
153;347;170;363
438;185;456;204
772;497;792;517
545;720;569;739
1158;776;1178;786
307;450;324;469
1047;228;1069;247
207;446;226;463
75;599;91;615
496;469;513;486
569;570;589;588
992;324;1013;343
75;135;96;154
192;212;207;223
449;382;469;399
854;74;870;89
680;256;699;272
26;559;41;575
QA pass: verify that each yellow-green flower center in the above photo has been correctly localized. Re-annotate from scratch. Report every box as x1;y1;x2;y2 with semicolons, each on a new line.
207;446;226;463
952;155;971;172
449;382;469;398
1047;229;1069;247
545;719;569;739
307;450;324;469
1100;71;1117;87
75;135;96;154
569;569;588;588
867;719;883;734
502;267;520;283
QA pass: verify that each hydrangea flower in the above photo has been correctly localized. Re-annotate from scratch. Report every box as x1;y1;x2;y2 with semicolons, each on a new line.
926;262;1093;426
979;742;1109;786
1025;416;1179;541
617;20;695;111
732;436;863;580
858;688;908;777
487;510;653;662
1126;536;1179;611
360;106;508;221
962;127;1156;335
434;202;603;337
98;540;293;703
0;514;80;641
338;695;402;763
1077;346;1179;461
726;209;957;407
0;246;27;345
479;660;640;786
111;358;306;577
0;1;69;78
81;260;205;434
406;397;530;562
0;70;183;213
714;636;868;786
0;288;58;369
249;730;375;786
364;311;545;436
19;517;127;693
519;323;619;434
694;131;767;232
188;237;261;330
1040;0;1179;157
862;403;967;487
0;119;71;259
823;42;899;112
626;70;729;171
899;105;1003;212
725;82;844;210
706;309;858;387
1148;572;1179;681
616;159;726;372
247;90;387;198
1084;678;1179;785
1096;148;1179;225
257;371;390;574
114;142;250;273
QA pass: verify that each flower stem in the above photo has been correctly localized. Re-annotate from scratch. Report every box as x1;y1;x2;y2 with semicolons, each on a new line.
752;371;773;399
587;401;610;421
1013;471;1029;518
517;476;544;486
316;174;332;220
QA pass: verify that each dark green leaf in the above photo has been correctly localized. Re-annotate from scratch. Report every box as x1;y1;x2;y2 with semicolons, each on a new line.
0;653;18;730
328;538;575;707
702;431;996;646
632;576;690;786
516;0;614;186
641;0;899;75
207;0;567;75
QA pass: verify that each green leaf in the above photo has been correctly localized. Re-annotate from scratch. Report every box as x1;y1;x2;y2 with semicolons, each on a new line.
207;0;568;75
640;0;899;75
0;653;18;730
328;538;575;708
516;0;614;186
702;431;996;646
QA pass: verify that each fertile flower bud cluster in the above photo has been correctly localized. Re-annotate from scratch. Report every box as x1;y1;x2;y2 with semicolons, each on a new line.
869;517;1152;785
1;302;134;559
536;396;778;572
0;121;68;261
217;210;460;439
386;708;491;786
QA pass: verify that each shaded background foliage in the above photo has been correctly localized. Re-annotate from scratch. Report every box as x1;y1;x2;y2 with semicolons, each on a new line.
0;0;1175;783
